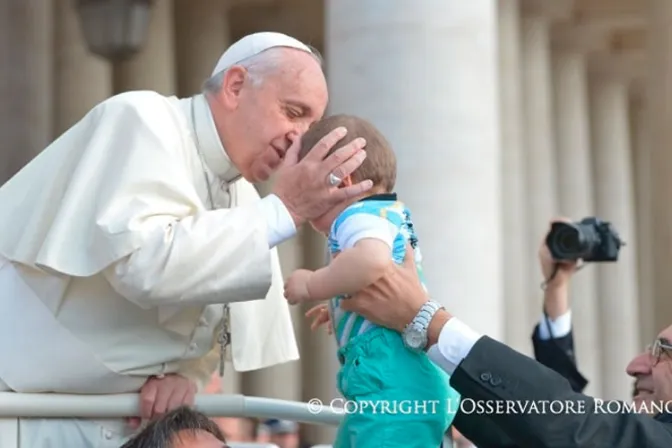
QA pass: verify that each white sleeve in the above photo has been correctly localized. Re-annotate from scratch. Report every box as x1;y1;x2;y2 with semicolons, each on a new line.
0;92;291;310
258;194;297;248
107;193;295;309
537;310;572;340
335;213;399;250
426;318;482;375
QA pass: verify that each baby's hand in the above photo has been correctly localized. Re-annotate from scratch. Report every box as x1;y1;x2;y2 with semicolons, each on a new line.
305;304;333;334
284;269;313;304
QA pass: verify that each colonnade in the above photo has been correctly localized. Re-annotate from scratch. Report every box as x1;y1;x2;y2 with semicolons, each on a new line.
0;0;667;445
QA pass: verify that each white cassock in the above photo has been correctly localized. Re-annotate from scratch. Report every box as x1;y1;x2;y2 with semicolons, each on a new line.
0;91;299;446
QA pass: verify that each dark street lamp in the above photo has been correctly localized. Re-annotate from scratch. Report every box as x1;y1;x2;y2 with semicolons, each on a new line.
75;0;154;61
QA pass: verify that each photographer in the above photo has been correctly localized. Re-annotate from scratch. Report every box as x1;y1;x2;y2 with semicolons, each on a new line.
342;218;672;447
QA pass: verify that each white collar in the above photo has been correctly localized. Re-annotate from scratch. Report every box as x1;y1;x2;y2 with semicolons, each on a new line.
182;94;241;184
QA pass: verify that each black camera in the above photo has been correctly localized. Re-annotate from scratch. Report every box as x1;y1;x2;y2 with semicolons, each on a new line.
545;217;624;262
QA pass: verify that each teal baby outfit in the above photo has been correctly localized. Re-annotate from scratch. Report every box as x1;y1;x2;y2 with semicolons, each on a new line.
327;193;461;448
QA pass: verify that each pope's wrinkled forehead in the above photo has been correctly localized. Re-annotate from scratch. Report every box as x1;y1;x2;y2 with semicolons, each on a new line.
269;48;329;121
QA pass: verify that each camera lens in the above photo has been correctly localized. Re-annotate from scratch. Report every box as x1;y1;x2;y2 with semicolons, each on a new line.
547;217;619;263
554;227;582;254
546;222;591;260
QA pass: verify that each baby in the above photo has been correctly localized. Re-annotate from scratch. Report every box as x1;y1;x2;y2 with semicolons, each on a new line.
284;114;460;448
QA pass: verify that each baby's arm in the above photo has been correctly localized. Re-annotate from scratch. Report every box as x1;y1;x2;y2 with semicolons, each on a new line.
307;239;392;301
307;213;397;301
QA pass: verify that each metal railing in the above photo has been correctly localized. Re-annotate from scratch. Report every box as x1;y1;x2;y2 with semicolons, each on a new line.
0;393;462;448
0;392;344;426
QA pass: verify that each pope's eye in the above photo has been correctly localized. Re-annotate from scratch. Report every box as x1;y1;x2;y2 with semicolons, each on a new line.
286;107;302;119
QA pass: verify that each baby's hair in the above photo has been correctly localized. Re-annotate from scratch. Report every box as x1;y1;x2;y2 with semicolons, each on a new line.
299;114;397;192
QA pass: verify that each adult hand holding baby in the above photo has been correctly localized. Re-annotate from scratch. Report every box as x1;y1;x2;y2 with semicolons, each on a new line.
305;304;333;334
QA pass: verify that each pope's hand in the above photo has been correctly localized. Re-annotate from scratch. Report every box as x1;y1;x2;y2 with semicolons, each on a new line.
272;127;373;227
127;374;197;429
284;269;314;304
305;303;333;334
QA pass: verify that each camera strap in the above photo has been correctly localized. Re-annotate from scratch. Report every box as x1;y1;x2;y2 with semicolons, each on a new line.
539;261;586;291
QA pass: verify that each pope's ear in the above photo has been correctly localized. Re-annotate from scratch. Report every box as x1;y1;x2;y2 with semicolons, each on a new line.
219;66;246;107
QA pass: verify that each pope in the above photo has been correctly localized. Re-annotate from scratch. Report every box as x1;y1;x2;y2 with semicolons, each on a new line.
0;32;371;447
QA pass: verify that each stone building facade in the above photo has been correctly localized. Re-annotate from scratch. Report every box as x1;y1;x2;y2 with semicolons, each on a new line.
0;0;667;444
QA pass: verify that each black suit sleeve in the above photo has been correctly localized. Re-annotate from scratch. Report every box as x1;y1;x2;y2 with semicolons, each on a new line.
531;323;588;393
451;324;587;447
452;407;519;448
449;336;672;448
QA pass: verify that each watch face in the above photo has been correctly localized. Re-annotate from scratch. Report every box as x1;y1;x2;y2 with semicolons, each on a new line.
405;327;426;349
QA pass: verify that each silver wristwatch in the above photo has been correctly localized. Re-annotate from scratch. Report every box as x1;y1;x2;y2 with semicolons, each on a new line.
402;300;443;352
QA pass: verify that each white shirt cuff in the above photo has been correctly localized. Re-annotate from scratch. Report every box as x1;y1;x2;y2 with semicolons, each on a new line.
537;310;572;340
257;194;296;248
426;317;482;375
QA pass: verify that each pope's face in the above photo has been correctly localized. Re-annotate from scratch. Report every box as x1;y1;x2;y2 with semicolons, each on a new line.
217;49;328;183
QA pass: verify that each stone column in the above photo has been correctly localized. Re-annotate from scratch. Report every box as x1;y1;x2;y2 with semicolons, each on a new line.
249;181;327;442
300;227;339;445
551;50;602;397
325;0;503;337
498;0;531;355
588;78;640;401
0;0;53;183
53;0;113;137
520;13;559;322
173;0;231;96
113;0;176;94
647;0;672;336
630;96;655;344
241;182;303;404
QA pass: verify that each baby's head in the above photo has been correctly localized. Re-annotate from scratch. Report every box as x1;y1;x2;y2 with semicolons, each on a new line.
299;114;397;233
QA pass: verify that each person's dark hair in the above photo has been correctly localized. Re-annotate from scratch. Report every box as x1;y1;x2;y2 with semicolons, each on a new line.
120;406;227;448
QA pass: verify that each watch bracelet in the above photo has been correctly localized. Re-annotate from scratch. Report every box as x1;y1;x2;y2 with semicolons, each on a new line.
408;300;442;330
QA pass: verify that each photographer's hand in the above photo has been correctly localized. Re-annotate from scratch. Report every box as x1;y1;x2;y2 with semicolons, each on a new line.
539;218;579;319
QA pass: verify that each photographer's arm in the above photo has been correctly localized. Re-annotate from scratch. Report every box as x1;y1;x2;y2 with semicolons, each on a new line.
537;220;576;324
533;309;587;392
535;282;572;342
532;225;588;392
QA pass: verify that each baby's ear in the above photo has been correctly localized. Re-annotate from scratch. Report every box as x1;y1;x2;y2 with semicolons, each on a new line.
341;175;353;187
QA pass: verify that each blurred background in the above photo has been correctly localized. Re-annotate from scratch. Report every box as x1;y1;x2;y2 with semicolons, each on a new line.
1;0;671;446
